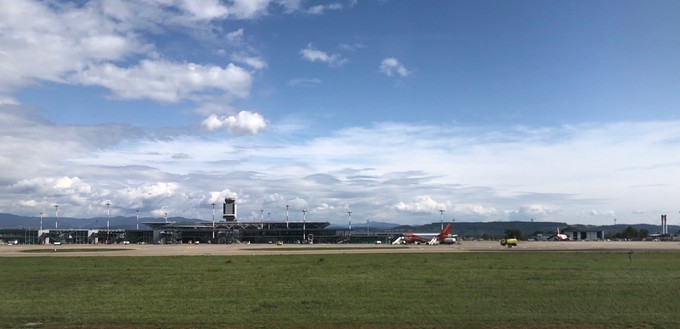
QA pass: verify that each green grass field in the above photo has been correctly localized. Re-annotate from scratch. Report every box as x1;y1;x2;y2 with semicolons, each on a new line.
1;252;679;328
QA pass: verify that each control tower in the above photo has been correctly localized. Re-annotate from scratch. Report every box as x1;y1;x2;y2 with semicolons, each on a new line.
223;198;237;221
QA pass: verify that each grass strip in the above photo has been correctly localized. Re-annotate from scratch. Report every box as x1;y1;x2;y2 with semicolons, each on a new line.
21;248;133;253
0;252;678;328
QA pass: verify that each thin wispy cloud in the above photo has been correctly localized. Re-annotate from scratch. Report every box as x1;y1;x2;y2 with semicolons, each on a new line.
287;78;322;87
380;58;411;77
306;3;343;15
75;61;253;102
300;44;348;67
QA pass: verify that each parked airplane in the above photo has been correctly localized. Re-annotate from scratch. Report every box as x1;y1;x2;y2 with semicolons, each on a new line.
392;223;458;245
555;228;571;241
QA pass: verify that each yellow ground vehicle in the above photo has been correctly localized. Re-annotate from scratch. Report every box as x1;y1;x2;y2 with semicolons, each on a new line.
500;238;518;247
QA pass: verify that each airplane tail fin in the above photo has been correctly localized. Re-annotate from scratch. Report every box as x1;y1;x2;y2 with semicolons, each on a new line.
437;223;452;240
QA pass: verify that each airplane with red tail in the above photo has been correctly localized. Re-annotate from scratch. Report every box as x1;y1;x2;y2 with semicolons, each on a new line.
392;223;458;245
555;228;571;241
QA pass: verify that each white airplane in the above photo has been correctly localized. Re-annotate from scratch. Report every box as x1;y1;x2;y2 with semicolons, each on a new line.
392;223;458;245
555;228;571;241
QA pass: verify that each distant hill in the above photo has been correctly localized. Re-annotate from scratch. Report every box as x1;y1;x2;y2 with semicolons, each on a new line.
327;221;399;230
0;213;204;230
391;221;676;238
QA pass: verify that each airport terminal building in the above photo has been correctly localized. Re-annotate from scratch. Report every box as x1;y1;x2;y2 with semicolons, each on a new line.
0;198;342;245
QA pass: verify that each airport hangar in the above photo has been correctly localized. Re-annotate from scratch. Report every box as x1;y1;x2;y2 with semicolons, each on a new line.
0;199;396;245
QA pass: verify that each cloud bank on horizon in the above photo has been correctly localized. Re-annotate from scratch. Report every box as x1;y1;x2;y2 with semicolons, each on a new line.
1;0;679;226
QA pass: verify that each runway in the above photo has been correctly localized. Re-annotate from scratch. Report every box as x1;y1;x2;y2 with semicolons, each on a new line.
2;240;680;257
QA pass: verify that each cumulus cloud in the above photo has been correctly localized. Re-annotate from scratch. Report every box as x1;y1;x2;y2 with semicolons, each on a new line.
507;205;559;221
119;182;178;201
300;44;347;67
0;0;280;107
0;0;342;95
380;58;411;77
11;176;92;196
0;1;151;93
395;196;449;213
202;111;267;135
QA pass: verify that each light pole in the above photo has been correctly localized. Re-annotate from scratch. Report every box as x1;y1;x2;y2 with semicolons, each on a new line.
211;203;216;241
106;202;111;231
286;205;289;229
39;211;43;231
302;209;306;241
54;204;59;229
106;202;111;244
136;209;139;230
165;211;168;224
439;209;444;231
348;211;352;237
260;209;264;224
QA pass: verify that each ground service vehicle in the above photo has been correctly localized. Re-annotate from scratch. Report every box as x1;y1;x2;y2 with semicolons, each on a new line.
500;238;518;247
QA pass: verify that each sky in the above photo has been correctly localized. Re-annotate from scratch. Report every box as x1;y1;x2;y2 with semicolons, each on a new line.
1;0;679;226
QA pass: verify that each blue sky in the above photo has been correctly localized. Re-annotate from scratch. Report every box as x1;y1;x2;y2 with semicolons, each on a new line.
1;0;679;226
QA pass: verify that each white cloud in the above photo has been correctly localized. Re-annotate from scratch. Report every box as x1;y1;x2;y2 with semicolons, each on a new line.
173;0;230;20
54;120;680;223
0;0;341;95
11;176;92;196
202;111;267;135
0;105;138;185
120;182;178;201
0;0;151;93
0;96;18;105
395;196;449;213
300;44;347;67
225;0;273;19
508;205;558;221
0;0;274;101
380;57;411;77
306;3;343;15
231;53;268;70
2;96;680;225
225;28;245;43
453;205;499;217
74;60;252;102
